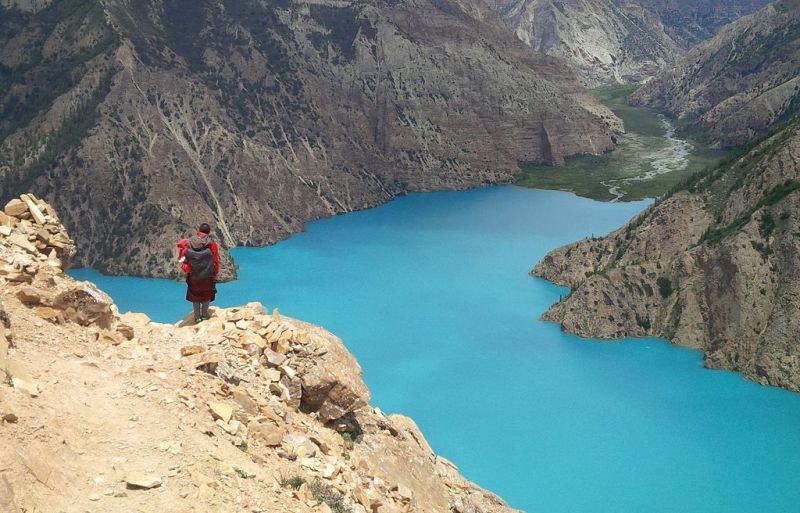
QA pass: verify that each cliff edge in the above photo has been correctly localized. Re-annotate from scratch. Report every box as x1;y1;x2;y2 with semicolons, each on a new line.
533;119;800;392
0;194;519;513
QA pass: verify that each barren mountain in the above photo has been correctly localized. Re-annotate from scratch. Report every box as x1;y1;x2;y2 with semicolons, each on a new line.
484;0;773;86
0;0;619;280
631;0;800;147
533;118;800;391
0;193;519;512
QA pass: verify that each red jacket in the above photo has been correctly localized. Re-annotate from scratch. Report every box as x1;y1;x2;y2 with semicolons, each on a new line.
177;233;220;277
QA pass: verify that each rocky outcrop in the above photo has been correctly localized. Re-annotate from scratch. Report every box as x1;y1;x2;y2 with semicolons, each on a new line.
533;119;800;391
631;0;800;147
0;0;619;281
0;195;519;512
484;0;771;86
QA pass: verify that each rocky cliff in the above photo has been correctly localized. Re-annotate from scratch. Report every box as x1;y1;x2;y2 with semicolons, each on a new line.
631;0;800;148
0;0;619;280
533;118;800;391
483;0;772;86
0;193;519;513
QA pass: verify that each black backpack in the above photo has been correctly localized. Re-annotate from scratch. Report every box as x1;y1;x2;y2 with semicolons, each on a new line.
186;243;214;279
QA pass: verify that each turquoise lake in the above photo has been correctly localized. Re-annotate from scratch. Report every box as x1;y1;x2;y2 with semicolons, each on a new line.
71;186;800;513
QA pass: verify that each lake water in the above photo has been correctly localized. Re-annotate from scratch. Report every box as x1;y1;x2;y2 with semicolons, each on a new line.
71;186;800;513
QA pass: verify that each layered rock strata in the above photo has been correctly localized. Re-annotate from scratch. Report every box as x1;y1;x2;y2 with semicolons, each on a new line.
534;120;800;391
484;0;772;86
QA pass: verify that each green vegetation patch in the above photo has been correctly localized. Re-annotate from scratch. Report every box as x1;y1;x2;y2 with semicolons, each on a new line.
308;479;353;513
279;474;306;490
656;277;674;298
517;85;728;201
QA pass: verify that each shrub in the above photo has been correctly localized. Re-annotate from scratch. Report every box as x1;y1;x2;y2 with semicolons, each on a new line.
308;479;353;513
656;277;673;298
635;313;652;331
759;212;776;238
278;474;305;490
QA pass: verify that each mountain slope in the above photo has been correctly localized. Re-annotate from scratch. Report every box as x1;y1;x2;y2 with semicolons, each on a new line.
533;118;800;391
631;0;800;147
634;0;777;45
485;0;773;86
0;0;620;279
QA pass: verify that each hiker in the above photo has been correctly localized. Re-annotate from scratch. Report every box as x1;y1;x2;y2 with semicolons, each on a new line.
177;223;220;322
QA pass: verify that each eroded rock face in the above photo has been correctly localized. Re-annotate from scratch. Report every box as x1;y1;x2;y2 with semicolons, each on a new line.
630;0;800;147
485;0;680;86
533;121;800;391
0;0;619;280
288;321;371;421
484;0;772;86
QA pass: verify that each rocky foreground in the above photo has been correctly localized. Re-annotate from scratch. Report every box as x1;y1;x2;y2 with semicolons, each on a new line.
0;194;518;513
533;119;800;391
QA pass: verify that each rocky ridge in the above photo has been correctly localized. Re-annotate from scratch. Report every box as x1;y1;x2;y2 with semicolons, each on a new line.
533;118;800;391
484;0;772;86
0;0;620;280
631;0;800;147
1;193;519;513
484;0;680;86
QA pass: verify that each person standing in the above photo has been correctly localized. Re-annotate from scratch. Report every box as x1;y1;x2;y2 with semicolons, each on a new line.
177;223;219;322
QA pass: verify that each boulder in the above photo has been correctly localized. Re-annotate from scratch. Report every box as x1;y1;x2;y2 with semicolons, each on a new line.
53;282;116;329
248;418;286;446
264;348;287;367
8;233;37;254
0;212;16;228
125;473;162;490
3;199;27;218
208;402;234;423
231;389;259;415
264;368;281;382
284;434;319;458
282;376;302;410
94;330;124;346
34;306;63;323
15;286;47;306
293;326;370;421
180;345;205;357
20;194;46;225
240;331;266;350
116;322;135;340
120;312;150;327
